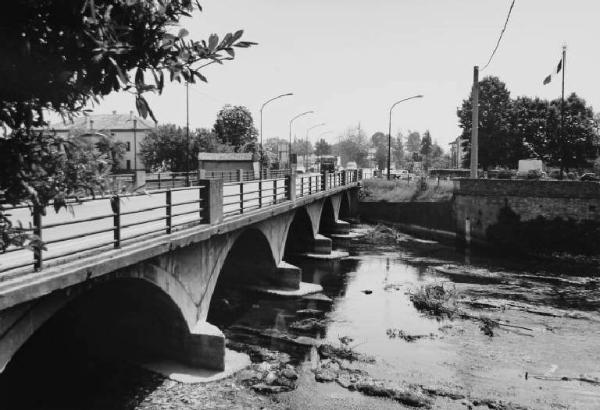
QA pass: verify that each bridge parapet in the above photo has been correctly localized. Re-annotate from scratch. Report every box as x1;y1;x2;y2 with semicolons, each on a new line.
0;170;361;278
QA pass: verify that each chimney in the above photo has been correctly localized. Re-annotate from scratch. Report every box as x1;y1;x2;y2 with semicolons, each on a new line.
112;110;117;115
129;110;134;120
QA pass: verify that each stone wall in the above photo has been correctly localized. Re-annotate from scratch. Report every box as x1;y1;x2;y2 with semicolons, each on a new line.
453;179;600;247
359;201;455;232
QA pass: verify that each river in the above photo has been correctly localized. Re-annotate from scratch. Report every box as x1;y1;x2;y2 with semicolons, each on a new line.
1;223;599;409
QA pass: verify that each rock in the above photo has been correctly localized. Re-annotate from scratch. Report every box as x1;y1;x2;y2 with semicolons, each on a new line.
289;318;327;332
264;372;278;385
354;380;432;408
281;366;298;380
336;374;354;389
237;369;262;384
361;289;373;294
251;384;288;394
256;362;272;373
296;308;325;318
314;368;338;383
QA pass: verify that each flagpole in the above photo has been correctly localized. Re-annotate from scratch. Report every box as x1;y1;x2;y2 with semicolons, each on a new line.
560;45;566;177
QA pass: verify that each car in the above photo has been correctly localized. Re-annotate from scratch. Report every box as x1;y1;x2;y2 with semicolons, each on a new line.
345;161;357;170
580;173;600;181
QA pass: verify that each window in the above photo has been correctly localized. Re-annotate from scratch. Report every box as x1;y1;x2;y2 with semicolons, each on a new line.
126;141;131;152
126;160;131;170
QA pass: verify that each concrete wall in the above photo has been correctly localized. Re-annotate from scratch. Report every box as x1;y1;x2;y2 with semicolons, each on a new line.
453;179;600;245
359;201;454;232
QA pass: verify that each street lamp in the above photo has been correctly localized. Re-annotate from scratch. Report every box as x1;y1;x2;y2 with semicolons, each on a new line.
260;92;293;178
305;123;326;171
388;95;424;180
289;111;314;169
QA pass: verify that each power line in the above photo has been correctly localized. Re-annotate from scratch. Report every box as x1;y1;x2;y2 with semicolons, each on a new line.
482;0;517;71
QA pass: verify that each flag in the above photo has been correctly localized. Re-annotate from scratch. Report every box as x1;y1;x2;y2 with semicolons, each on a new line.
543;57;563;85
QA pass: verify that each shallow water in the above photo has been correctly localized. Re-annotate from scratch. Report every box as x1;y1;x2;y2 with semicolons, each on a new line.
223;225;600;409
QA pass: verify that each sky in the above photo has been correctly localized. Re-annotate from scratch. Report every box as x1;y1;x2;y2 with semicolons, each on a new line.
86;0;600;150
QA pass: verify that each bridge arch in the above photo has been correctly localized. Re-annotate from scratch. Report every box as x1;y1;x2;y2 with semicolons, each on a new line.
284;207;316;257
0;277;192;406
207;228;278;325
319;197;337;234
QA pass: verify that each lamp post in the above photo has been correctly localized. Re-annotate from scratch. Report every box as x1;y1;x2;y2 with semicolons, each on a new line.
305;123;326;171
260;92;293;178
289;111;314;169
388;95;424;180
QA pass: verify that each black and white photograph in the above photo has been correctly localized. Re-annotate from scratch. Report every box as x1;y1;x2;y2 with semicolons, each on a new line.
0;1;599;409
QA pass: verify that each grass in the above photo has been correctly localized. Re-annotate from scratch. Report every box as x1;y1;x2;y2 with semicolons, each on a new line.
361;178;454;202
409;283;459;319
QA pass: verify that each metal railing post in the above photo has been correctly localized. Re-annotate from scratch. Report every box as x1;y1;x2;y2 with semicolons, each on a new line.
158;173;162;189
166;189;172;234
273;179;277;204
309;175;312;195
239;182;244;214
112;195;121;249
259;179;263;208
33;205;43;271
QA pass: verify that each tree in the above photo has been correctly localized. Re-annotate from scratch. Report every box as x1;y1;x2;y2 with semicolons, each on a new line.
336;127;369;167
314;139;332;156
405;131;421;153
371;132;388;170
140;124;192;171
420;130;433;166
292;138;313;158
196;128;234;154
0;0;254;251
213;105;258;151
458;76;526;169
392;133;405;168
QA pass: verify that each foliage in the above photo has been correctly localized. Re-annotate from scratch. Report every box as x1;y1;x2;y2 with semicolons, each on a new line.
410;283;458;319
458;76;598;171
392;133;405;168
0;1;254;251
213;105;257;151
405;131;421;153
314;138;332;156
292;138;313;158
140;124;232;172
1;0;255;130
371;132;388;170
336;127;369;167
459;76;526;169
361;179;454;203
0;131;111;251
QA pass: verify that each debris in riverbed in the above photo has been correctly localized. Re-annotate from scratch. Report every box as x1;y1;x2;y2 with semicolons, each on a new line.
295;308;325;318
409;282;459;319
289;318;327;333
478;317;499;337
317;336;375;363
362;224;400;244
386;328;436;342
361;289;373;294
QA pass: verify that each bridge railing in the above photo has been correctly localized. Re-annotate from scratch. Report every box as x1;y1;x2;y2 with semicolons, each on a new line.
0;185;207;274
0;169;362;275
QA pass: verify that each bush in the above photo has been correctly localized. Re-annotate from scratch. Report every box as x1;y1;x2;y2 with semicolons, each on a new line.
549;170;561;179
567;172;578;180
526;169;543;180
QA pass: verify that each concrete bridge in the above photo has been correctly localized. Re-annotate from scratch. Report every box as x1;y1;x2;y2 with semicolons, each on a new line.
0;171;361;374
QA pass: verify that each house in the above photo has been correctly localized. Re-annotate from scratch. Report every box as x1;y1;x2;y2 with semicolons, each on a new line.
48;111;156;171
197;152;259;175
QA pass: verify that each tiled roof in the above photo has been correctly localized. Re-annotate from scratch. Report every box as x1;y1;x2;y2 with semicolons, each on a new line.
48;113;156;131
197;152;255;161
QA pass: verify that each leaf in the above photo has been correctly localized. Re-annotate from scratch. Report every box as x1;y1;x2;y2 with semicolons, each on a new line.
208;34;219;51
108;56;128;85
135;67;144;88
178;28;189;38
232;30;244;42
234;41;257;48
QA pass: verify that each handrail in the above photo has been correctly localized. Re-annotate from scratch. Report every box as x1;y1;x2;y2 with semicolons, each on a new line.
0;170;363;275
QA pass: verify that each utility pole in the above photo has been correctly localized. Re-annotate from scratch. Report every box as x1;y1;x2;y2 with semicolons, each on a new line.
470;66;479;178
185;81;190;186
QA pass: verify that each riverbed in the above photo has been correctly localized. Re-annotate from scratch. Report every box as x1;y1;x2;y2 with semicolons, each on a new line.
219;224;600;409
2;223;599;409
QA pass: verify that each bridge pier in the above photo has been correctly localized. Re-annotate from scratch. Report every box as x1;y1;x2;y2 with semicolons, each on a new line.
181;321;226;371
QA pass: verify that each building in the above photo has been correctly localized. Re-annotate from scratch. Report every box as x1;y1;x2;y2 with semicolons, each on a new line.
449;136;464;169
197;152;259;175
48;111;156;171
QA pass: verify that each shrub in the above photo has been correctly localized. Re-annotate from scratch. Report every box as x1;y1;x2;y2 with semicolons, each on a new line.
526;169;543;180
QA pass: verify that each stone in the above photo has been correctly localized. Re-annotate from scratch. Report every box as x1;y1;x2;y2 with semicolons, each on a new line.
282;366;298;380
314;368;338;383
264;371;278;385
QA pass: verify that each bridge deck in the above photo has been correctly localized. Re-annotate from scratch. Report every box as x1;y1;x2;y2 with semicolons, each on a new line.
0;171;360;310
